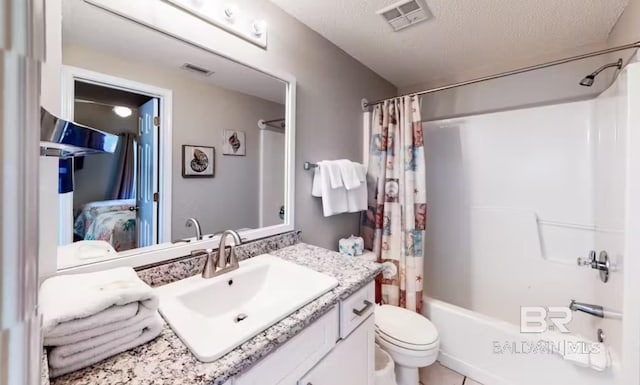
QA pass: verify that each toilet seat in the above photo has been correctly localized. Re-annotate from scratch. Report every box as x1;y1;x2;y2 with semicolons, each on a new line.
375;305;439;351
376;327;439;351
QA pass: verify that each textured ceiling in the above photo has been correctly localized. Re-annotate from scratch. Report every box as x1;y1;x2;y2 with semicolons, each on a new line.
268;0;628;88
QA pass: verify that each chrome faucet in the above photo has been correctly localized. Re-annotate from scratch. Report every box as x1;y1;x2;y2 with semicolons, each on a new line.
200;230;243;279
216;230;242;270
569;300;604;318
185;217;202;240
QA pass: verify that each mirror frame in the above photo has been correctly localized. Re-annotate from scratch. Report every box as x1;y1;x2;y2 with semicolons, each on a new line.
58;1;297;274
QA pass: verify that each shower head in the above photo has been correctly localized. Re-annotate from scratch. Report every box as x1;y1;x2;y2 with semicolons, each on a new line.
579;58;623;87
579;75;595;87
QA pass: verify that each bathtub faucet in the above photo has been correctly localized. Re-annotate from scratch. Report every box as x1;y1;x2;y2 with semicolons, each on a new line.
569;300;604;318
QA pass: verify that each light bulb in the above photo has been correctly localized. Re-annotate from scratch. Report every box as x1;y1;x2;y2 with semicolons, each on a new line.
251;19;266;37
112;106;132;118
224;4;239;22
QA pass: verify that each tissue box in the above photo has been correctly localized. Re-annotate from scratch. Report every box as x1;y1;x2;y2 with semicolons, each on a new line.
339;235;364;257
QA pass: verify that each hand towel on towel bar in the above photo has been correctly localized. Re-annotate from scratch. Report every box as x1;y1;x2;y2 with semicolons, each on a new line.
311;160;349;216
40;267;159;345
336;160;367;212
48;312;164;378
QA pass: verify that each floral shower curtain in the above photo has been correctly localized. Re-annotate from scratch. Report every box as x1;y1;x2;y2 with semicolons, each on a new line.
362;96;426;313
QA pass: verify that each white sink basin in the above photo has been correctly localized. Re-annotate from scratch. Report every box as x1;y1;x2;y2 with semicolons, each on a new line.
156;254;338;362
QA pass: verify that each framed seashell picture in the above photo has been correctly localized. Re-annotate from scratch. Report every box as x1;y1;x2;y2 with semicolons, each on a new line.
182;145;215;177
222;130;246;156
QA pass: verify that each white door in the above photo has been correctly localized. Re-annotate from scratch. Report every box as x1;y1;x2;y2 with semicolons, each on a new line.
138;98;159;247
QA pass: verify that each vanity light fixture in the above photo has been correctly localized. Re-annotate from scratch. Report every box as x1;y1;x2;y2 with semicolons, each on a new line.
113;106;133;118
224;4;239;22
165;0;268;48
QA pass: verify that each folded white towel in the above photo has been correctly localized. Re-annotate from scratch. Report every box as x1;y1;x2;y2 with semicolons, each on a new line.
48;312;163;378
44;302;157;346
312;161;349;216
336;159;361;190
40;267;158;339
346;163;367;212
326;161;344;189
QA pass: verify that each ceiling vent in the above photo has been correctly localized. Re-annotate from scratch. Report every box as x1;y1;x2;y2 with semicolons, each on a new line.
377;0;433;32
180;63;214;76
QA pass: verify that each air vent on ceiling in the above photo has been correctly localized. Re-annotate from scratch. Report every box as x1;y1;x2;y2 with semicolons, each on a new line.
180;63;215;76
377;0;433;32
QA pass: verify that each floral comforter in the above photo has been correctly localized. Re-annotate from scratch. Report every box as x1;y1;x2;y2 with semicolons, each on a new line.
74;200;137;251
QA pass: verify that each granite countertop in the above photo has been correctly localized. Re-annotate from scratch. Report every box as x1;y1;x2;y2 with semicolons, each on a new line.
50;243;382;385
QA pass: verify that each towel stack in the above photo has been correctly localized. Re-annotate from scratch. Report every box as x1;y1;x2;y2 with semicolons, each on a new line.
40;267;163;378
312;159;367;216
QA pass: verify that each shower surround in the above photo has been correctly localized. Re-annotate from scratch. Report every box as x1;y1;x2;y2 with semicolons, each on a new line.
419;61;640;385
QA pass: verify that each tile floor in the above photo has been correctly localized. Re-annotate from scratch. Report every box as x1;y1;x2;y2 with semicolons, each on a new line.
419;362;483;385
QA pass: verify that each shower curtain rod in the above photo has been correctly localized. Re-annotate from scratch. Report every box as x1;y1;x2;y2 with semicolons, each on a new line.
263;118;285;124
257;117;286;130
363;41;640;109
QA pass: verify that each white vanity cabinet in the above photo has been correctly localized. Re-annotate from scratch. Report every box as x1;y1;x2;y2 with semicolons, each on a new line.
232;282;376;385
298;315;375;385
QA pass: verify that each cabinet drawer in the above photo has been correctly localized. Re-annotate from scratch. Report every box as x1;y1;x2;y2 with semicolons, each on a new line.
234;306;339;385
339;281;375;338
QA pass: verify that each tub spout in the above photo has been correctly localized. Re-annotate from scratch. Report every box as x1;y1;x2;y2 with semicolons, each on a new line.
569;300;604;318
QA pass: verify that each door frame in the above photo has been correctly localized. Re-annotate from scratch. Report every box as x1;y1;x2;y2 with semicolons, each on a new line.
60;65;173;245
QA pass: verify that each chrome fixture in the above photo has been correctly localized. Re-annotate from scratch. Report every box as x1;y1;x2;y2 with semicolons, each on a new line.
199;248;217;278
216;230;242;270
257;118;286;130
569;300;604;318
40;108;119;158
199;230;243;278
577;250;610;283
303;161;318;170
185;217;203;240
597;328;605;343
579;59;623;87
362;41;640;109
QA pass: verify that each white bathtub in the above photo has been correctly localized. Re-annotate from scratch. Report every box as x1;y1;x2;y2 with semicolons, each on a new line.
422;297;621;385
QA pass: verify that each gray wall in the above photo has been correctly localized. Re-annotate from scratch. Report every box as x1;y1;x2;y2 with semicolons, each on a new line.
223;0;396;249
64;44;287;240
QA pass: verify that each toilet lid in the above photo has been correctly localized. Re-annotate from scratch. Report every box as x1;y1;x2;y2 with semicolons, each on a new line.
375;305;439;346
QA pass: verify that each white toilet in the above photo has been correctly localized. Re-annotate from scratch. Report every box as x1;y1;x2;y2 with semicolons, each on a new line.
374;304;440;385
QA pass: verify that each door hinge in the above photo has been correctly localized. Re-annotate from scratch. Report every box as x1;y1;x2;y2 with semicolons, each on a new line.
154;116;160;126
153;192;159;202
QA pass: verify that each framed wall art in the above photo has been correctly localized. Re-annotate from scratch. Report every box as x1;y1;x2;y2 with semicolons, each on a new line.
182;145;215;178
222;130;246;156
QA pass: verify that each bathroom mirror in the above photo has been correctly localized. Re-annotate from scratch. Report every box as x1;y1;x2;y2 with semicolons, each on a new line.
56;0;295;270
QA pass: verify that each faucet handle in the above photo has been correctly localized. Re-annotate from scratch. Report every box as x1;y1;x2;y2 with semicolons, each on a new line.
577;250;596;266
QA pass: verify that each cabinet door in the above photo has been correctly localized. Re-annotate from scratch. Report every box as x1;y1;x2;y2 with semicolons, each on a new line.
299;315;374;385
235;307;339;385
